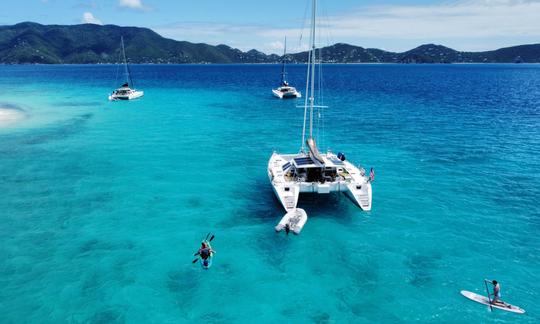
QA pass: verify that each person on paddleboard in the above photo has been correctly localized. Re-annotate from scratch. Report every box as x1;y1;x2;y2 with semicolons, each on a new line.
491;280;502;304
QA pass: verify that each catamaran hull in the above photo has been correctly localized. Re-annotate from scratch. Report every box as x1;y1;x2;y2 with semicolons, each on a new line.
269;172;300;212
109;90;144;101
268;152;372;212
344;182;372;210
272;89;301;99
270;179;372;211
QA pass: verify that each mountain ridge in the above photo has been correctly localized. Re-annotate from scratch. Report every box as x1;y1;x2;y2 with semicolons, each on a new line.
1;22;539;64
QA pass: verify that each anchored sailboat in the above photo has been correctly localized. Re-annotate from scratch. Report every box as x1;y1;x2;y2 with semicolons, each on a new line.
109;36;144;101
272;37;301;99
268;0;373;215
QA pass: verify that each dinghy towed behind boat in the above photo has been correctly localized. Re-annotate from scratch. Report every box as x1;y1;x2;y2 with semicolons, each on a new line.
272;37;301;99
109;36;144;101
268;0;373;233
275;208;307;234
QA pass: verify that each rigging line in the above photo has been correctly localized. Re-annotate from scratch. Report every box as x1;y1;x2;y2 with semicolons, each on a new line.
321;53;328;149
113;38;122;89
301;41;311;153
127;61;134;89
319;0;334;53
318;47;326;150
298;0;311;49
317;1;329;150
314;2;326;148
280;36;287;84
114;53;120;89
309;0;317;140
301;0;315;152
121;36;128;84
121;36;135;89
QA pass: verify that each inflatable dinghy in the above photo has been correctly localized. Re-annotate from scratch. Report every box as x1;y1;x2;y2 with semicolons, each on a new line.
275;208;307;234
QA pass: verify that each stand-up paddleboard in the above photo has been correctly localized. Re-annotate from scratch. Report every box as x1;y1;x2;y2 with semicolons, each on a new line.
460;291;525;314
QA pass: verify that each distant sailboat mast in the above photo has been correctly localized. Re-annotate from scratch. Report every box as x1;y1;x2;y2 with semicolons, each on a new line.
280;37;287;85
120;36;134;88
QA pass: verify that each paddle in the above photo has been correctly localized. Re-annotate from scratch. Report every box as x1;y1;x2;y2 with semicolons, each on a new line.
484;279;493;311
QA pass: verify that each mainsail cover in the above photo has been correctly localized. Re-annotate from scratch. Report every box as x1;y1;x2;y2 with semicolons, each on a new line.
306;138;324;164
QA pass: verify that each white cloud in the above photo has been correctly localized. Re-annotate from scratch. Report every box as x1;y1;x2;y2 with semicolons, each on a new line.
155;22;308;54
315;0;540;39
82;12;102;25
154;0;540;53
119;0;147;11
269;41;284;51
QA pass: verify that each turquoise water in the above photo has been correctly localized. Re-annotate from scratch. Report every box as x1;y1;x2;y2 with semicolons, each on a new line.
0;64;539;323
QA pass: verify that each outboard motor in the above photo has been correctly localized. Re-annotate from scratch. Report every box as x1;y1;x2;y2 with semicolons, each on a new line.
337;152;346;161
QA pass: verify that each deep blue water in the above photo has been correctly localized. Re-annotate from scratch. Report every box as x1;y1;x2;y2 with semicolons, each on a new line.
0;64;539;323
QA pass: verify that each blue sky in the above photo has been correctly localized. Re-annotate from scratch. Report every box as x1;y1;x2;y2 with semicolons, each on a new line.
1;0;539;53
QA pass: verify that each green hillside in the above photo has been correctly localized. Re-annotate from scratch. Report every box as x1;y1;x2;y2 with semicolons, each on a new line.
1;22;538;64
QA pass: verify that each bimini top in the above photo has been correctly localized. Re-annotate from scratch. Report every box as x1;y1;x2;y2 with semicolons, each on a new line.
292;156;322;168
293;156;315;168
290;153;347;169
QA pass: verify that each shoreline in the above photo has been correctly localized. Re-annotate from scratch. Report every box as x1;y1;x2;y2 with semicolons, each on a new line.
1;62;538;66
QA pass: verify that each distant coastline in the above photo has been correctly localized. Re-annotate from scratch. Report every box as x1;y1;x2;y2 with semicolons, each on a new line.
1;62;539;66
1;22;539;64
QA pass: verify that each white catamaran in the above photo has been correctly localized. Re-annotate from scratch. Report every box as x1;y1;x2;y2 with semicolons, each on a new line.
272;37;301;99
268;0;373;215
109;36;144;101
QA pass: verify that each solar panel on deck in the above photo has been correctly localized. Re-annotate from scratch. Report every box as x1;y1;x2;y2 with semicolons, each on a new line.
294;157;314;166
282;162;291;171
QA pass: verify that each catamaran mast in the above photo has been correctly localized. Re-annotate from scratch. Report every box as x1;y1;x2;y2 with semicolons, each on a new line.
309;0;316;140
280;37;287;85
301;0;317;152
300;0;317;152
121;36;134;88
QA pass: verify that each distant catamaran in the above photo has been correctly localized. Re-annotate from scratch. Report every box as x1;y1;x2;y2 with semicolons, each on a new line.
272;37;301;99
109;36;144;101
268;0;373;215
